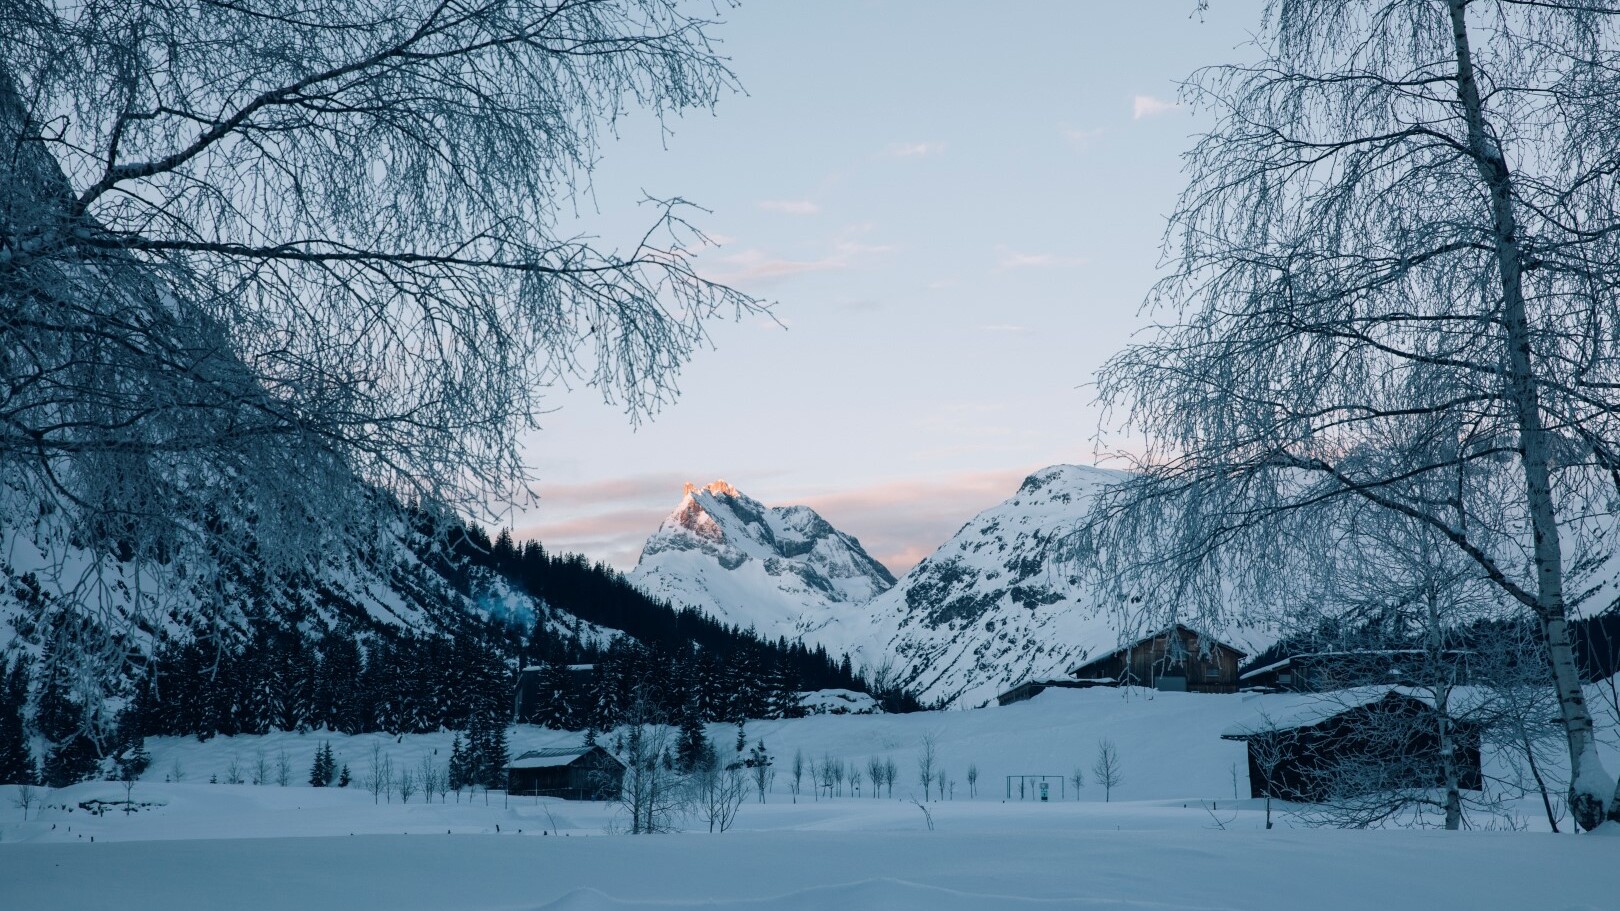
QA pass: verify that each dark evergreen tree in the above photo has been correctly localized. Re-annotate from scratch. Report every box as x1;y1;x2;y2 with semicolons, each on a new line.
448;733;470;792
0;657;34;784
676;708;708;772
309;742;336;787
485;718;510;789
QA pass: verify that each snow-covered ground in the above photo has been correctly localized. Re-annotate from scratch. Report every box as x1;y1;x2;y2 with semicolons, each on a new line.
3;688;1617;910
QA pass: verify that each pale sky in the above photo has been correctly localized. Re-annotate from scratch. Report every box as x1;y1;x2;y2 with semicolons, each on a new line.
513;1;1266;573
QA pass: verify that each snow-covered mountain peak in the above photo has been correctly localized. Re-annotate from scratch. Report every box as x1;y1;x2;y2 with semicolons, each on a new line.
630;480;896;641
814;463;1271;708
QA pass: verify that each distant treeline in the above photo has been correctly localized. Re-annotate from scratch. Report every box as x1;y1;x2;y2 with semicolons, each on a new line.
0;520;919;786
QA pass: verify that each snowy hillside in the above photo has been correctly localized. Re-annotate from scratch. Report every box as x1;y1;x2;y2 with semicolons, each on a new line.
820;465;1273;709
0;496;515;661
628;481;896;642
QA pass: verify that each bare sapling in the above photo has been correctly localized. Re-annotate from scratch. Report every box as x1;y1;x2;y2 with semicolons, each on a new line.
1093;740;1122;803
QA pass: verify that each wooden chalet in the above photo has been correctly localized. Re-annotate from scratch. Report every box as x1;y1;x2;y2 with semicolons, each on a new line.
513;663;596;725
995;624;1248;705
1220;690;1483;802
1066;624;1248;694
505;745;624;800
1238;650;1473;693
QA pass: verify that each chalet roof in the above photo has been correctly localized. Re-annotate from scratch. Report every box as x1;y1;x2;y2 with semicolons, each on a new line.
518;663;597;676
996;678;1083;697
1068;623;1248;675
1238;649;1472;681
507;746;602;769
1219;688;1455;738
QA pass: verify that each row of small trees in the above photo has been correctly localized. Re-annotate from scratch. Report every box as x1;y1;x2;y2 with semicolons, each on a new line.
616;718;762;834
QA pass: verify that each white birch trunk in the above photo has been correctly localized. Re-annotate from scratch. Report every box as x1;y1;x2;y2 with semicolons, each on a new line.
1445;0;1613;831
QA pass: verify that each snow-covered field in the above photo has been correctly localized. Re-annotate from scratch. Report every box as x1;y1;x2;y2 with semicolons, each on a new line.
3;688;1616;910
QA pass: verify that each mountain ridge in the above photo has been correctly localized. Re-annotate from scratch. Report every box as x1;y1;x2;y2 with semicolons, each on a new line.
628;479;896;642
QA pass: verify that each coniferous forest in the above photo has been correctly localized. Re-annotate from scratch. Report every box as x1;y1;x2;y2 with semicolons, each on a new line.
0;521;917;787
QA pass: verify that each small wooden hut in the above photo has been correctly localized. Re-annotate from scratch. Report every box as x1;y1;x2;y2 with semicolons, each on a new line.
1220;690;1483;802
506;746;624;800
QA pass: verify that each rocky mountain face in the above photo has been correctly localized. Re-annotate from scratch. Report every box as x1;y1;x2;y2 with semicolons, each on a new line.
634;466;1271;710
811;465;1146;708
628;480;896;642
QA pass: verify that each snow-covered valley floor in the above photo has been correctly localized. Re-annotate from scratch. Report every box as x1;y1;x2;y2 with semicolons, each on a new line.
3;688;1616;910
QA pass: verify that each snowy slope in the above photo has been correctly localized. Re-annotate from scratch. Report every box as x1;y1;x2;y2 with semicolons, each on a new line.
628;481;895;641
0;491;614;697
5;686;1617;911
820;465;1273;709
15;683;1615;829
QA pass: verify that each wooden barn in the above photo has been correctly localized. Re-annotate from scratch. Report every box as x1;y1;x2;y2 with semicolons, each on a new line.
513;663;596;725
1238;650;1475;693
1220;690;1483;802
1066;624;1248;694
505;746;624;800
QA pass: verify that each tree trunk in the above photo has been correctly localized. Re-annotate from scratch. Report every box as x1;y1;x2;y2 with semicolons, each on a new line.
1428;589;1462;831
1445;0;1613;831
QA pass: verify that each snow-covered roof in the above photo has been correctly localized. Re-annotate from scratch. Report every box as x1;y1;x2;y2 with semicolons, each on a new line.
1220;688;1444;738
507;747;595;769
1237;650;1472;681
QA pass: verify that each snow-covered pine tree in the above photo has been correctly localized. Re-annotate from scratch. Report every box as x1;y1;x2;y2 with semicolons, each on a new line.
676;708;709;772
0;656;34;783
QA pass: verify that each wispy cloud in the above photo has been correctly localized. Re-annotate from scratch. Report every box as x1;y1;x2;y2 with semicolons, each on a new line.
1061;126;1107;150
704;226;895;287
758;199;821;216
995;247;1088;270
1132;94;1181;120
705;249;849;285
884;141;946;158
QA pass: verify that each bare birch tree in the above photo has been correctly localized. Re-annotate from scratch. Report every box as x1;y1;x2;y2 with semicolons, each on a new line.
688;741;746;833
616;697;687;834
1093;740;1121;803
1087;0;1620;830
917;733;938;802
0;1;761;686
1282;510;1498;829
866;755;885;800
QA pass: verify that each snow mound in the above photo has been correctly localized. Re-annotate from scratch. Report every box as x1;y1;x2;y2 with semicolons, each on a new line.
796;689;882;715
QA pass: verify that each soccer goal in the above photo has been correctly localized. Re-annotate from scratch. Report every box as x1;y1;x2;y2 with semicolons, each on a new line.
1005;775;1066;801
